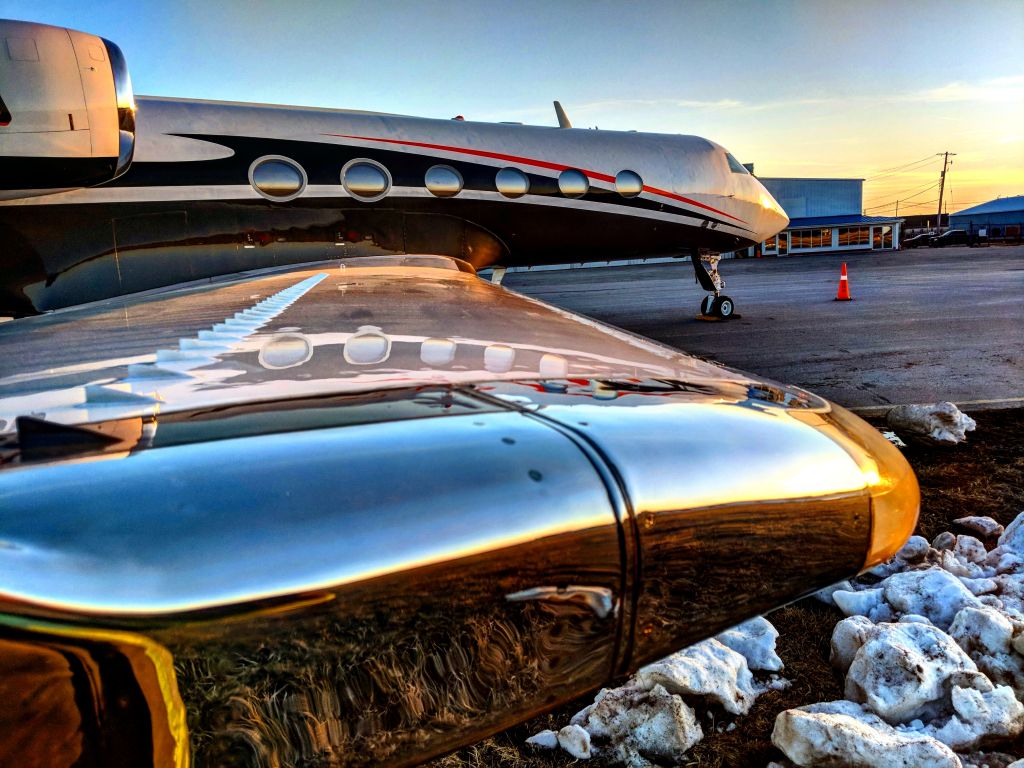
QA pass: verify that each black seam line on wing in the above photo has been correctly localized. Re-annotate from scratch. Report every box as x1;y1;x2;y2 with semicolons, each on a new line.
107;132;751;234
460;385;640;678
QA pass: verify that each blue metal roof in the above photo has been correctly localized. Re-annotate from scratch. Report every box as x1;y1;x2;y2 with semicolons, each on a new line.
951;196;1024;217
787;214;902;228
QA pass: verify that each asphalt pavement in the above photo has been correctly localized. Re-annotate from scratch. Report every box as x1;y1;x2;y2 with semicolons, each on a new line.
505;245;1023;411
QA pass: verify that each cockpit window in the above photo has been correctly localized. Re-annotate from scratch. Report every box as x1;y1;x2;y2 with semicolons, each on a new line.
726;153;748;174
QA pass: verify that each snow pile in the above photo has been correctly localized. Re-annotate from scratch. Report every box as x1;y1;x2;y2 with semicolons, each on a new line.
775;513;1024;766
528;616;787;766
886;402;977;445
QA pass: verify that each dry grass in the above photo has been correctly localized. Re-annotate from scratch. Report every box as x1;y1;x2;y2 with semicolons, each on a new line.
432;409;1024;767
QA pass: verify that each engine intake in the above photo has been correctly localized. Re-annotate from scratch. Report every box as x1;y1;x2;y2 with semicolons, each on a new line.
0;19;135;199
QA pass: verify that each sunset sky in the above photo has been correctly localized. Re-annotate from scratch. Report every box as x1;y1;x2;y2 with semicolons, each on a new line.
7;0;1023;215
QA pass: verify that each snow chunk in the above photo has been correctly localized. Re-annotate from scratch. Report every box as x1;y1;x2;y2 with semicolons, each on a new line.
716;616;784;673
635;638;758;715
541;617;785;764
557;724;592;759
898;535;932;564
924;683;1024;751
955;517;1005;540
571;683;701;767
833;587;886;619
816;579;855;606
886;402;977;445
882;569;983;630
831;615;875;674
950;606;1024;699
772;700;961;767
844;621;977;723
998;514;1024;556
525;729;558;749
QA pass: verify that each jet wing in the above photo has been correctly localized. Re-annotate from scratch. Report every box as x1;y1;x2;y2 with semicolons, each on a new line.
0;256;917;767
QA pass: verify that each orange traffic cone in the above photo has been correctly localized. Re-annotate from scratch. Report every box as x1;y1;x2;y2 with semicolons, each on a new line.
835;262;852;301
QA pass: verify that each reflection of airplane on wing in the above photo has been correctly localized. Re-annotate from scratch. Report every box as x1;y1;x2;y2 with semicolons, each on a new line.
0;19;915;768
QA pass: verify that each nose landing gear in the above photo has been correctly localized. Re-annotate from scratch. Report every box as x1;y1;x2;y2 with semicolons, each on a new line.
700;294;735;318
691;248;737;319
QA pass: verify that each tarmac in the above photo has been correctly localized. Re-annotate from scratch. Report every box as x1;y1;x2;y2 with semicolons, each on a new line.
505;245;1023;412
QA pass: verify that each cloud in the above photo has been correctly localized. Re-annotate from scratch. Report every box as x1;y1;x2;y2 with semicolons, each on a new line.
907;74;1024;103
481;73;1024;125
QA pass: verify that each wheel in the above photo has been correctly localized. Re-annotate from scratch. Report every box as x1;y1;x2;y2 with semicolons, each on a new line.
713;295;735;318
700;295;716;315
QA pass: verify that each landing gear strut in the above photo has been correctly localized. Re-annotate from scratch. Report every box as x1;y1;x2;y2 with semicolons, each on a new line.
691;248;736;319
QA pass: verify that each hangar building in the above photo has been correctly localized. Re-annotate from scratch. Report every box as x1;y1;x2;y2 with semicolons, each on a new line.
743;177;903;257
949;196;1024;241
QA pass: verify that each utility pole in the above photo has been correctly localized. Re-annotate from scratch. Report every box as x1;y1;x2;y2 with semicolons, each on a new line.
936;151;956;230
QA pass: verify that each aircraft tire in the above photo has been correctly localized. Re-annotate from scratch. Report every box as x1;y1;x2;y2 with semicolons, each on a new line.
700;295;716;315
713;296;735;318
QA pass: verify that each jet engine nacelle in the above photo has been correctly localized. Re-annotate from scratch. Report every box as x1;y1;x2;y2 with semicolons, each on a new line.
0;19;134;200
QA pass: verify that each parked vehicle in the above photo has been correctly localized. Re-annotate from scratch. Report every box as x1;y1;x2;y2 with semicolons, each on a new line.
930;229;970;247
902;232;934;248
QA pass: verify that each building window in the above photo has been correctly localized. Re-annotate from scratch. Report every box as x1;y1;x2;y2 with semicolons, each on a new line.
838;226;870;247
873;225;893;249
788;228;833;249
764;235;777;251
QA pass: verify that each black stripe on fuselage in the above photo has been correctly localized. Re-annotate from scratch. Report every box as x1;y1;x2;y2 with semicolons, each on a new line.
106;133;751;234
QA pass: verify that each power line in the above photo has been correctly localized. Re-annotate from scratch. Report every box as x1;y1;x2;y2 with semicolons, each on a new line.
863;182;941;211
864;179;941;206
864;156;940;182
863;154;938;180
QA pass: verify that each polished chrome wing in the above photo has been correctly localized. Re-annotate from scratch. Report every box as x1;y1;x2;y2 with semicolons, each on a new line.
0;256;917;767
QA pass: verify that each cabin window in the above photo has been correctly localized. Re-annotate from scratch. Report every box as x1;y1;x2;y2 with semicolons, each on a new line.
495;167;530;198
615;170;643;198
425;165;463;197
342;159;391;202
249;156;307;202
726;153;748;174
558;169;589;199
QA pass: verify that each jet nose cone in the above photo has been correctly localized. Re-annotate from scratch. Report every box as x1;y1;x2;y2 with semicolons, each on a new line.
753;185;788;240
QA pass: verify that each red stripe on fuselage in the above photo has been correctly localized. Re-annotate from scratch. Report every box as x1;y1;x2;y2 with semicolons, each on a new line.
322;133;746;225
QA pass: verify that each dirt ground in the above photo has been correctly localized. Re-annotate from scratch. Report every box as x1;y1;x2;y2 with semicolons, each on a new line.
432;408;1024;767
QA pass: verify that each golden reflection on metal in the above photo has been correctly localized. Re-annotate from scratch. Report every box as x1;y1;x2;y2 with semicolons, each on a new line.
343;325;391;365
0;615;189;768
258;333;313;369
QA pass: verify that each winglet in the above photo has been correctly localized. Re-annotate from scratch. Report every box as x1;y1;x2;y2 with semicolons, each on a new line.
553;101;572;129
